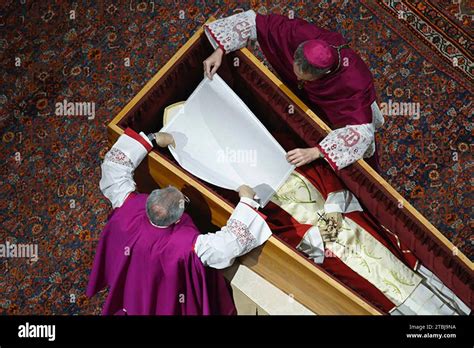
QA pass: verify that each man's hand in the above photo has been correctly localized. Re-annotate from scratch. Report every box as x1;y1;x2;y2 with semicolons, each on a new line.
203;48;224;80
155;132;175;148
286;147;322;167
237;185;256;199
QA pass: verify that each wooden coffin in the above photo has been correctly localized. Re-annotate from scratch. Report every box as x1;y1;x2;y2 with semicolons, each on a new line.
107;20;473;315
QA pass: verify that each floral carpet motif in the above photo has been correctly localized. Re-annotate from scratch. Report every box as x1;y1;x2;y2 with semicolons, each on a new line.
0;0;471;314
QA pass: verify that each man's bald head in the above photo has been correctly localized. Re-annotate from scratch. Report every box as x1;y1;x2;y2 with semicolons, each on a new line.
146;186;185;227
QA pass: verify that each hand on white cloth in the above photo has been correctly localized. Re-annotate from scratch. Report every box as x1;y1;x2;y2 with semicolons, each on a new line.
203;48;224;80
155;132;175;148
237;184;256;199
286;147;322;167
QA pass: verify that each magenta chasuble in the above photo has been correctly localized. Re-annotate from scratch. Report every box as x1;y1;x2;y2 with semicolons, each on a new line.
87;193;236;315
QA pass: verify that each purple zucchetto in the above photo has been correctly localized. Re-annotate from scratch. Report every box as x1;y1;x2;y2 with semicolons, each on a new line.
303;39;337;69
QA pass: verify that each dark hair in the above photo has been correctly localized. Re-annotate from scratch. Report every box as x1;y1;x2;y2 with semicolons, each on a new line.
293;42;331;77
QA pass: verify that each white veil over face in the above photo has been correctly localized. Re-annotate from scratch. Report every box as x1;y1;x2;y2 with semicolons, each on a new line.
160;74;295;207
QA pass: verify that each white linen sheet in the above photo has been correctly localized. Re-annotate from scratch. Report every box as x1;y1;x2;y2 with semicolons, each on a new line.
160;74;295;206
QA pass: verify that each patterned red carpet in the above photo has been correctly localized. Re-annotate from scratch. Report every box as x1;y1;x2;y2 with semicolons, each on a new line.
0;1;472;314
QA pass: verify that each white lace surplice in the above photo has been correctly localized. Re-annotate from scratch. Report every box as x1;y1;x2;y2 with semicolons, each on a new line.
160;74;295;206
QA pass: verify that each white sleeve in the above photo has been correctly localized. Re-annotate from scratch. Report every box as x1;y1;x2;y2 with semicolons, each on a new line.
99;130;153;209
194;198;272;269
317;123;375;171
204;10;257;53
324;190;363;214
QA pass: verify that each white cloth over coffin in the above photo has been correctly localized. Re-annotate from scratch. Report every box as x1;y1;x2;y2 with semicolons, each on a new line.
160;74;295;206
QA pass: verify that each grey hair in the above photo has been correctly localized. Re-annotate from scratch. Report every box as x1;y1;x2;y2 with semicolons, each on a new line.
146;187;185;226
293;42;331;77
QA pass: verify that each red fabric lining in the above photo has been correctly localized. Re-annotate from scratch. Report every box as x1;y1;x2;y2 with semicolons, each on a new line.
124;127;152;152
295;162;342;199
